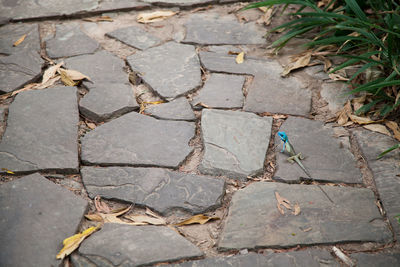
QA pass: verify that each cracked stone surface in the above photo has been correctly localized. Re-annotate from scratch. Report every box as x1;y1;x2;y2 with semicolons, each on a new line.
353;128;400;237
81;112;195;168
183;13;265;45
219;182;392;250
167;250;338;267
350;252;400;266
0;173;88;267
0;86;79;173
46;24;99;58
192;73;245;109
275;117;362;183
106;26;161;50
0;49;43;93
79;224;203;266
199;109;272;179
79;82;139;122
145;97;195;121
127;42;201;99
81;167;225;214
0;24;40;55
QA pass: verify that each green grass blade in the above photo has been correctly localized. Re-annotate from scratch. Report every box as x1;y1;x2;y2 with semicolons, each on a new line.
377;143;400;159
344;0;368;21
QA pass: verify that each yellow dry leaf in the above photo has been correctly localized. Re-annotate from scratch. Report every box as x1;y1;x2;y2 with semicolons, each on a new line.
56;225;101;260
142;101;164;105
83;16;113;22
363;124;391;136
13;34;27;47
235;52;245;64
174;214;220;226
42;62;63;84
385;121;400;141
281;52;312;77
61;69;91;81
1;168;15;174
59;69;78;86
337;101;352;126
275;191;291;215
348;114;376;125
137;11;177;23
293;203;301;216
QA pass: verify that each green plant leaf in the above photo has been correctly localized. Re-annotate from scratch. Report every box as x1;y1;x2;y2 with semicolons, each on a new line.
377;143;400;159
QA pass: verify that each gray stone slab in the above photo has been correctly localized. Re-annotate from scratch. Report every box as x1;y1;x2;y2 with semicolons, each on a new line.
0;173;88;267
0;86;79;173
321;82;351;114
244;73;312;116
192;73;245;109
65;50;128;88
79;82;139;122
79;224;203;266
97;0;150;11
167;250;338;267
0;23;40;55
46;24;99;58
350;252;400;267
219;182;392;250
142;0;214;6
145;97;195;121
0;0;98;21
127;42;201;99
183;13;265;45
106;26;161;50
353;128;400;237
199;109;272;179
0;49;43;93
275;117;362;183
81;112;195;168
81;167;225;214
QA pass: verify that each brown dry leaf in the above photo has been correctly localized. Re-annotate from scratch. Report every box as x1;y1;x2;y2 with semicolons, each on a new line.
124;214;165;225
174;214;220;226
95;205;146;225
329;73;349;81
228;51;240;55
352;95;366;112
348;114;376;125
275;191;291;215
337;101;352;126
281;51;312;77
13;34;27;47
293;203;301;215
258;6;269;12
273;114;288;119
235;52;245;64
61;69;91;81
83;16;113;22
385;121;400;141
363;124;391;136
84;213;104;222
94;195;112;213
42;62;63;84
137;11;177;23
37;76;61;90
302;227;312;232
86;122;96;130
59;69;78;86
194;102;210;108
56;224;101;260
257;7;274;25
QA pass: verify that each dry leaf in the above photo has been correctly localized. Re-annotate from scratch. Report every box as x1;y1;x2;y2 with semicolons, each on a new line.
363;124;391;136
137;11;177;23
86;122;96;130
94;195;112;213
124;214;165;225
258;7;268;12
332;246;355;267
257;7;274;25
84;213;103;222
174;214;220;226
13;34;27;47
1;168;15;174
302;227;312;232
42;62;63;84
235;52;244;64
227;51;240;55
351;95;366;112
281;52;312;76
329;73;349;81
142;101;164;105
83;16;113;22
337;101;352;126
59;69;78;86
275;192;291;215
385;121;400;142
61;69;91;81
348;114;376;125
56;224;101;259
194;102;210;108
293;203;301;215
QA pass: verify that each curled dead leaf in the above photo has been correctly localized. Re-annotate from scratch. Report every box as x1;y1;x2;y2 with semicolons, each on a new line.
235;52;245;64
336;101;352;126
282;51;312;76
385;121;400;142
60;69;91;81
275;191;291;215
124;214;165;225
293;203;301;216
257;7;274;25
42;62;63;84
59;69;78;86
94;195;111;213
13;34;27;47
137;11;177;23
363;124;391;136
348;114;376;125
174;214;220;226
83;16;113;22
352;95;366;112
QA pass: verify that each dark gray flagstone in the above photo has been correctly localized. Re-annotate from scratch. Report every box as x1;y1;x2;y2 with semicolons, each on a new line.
0;24;40;55
141;0;214;6
81;166;225;214
145;97;195;121
350;252;400;267
106;26;161;50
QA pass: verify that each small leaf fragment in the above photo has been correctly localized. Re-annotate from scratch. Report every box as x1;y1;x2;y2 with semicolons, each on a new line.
124;214;166;225
363;124;391;136
336;101;352;126
1;168;15;174
61;69;91;81
13;34;27;47
293;203;301;216
56;225;101;260
235;52;244;64
84;213;104;222
83;16;113;22
94;195;112;213
385;121;400;142
59;69;78;86
174;214;220;226
137;11;177;23
275;191;291;215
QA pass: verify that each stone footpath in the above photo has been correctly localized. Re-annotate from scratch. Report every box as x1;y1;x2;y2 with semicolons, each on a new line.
0;0;400;266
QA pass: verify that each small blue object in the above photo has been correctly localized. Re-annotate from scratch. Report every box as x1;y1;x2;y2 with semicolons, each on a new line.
277;131;288;152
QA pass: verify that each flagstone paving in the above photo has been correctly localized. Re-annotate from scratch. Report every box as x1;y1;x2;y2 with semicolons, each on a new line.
0;1;399;266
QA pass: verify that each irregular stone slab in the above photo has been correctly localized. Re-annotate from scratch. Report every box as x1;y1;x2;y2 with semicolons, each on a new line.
145;97;195;121
142;0;214;6
79;82;139;122
167;250;338;267
81;167;225;214
81;112;195;168
0;86;79;173
199;109;272;179
353;129;400;237
183;13;265;45
0;173;88;267
192;73;245;109
219;182;392;250
0;24;40;55
275;117;362;183
106;26;161;50
0;0;98;21
244;73;312;115
0;50;43;93
79;224;203;266
97;0;150;11
321;82;351;114
46;24;99;58
350;252;400;267
65;50;127;88
127;42;201;99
